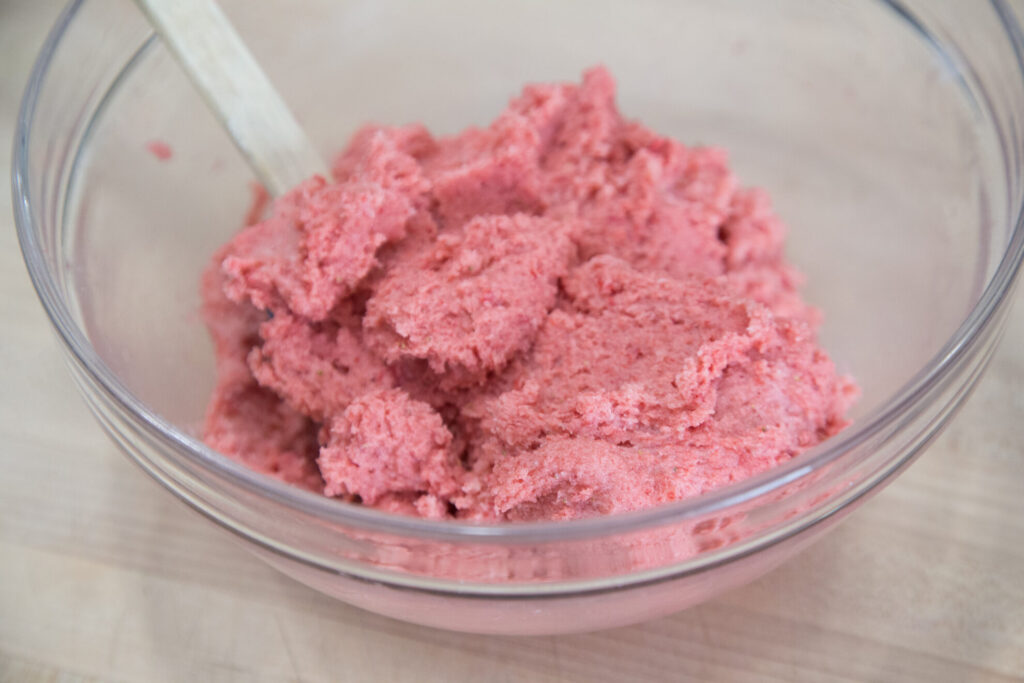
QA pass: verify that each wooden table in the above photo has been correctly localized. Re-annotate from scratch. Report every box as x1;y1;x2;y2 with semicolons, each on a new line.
2;2;1022;681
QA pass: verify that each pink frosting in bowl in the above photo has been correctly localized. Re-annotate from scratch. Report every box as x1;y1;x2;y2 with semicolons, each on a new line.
201;67;856;522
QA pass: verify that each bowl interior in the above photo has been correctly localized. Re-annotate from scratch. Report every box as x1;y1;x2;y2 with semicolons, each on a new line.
66;0;999;447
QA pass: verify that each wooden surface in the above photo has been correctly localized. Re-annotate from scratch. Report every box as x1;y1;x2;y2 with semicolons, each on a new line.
2;2;1022;681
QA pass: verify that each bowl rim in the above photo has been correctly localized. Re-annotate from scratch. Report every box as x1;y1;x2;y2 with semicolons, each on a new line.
13;0;1024;554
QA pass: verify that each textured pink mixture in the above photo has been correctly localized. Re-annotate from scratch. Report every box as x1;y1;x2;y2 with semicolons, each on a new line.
201;68;856;521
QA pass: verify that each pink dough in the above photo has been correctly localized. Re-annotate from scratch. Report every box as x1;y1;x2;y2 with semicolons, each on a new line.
201;67;856;521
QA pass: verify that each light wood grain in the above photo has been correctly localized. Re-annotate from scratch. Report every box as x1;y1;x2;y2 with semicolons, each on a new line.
2;2;1022;682
134;0;328;195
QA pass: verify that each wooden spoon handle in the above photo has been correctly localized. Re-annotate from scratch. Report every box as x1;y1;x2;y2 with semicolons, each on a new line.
135;0;329;196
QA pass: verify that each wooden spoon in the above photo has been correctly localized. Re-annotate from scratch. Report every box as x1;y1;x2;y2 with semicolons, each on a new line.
134;0;329;196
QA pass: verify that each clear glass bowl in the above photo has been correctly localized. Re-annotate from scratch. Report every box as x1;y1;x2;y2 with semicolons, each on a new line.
14;0;1024;634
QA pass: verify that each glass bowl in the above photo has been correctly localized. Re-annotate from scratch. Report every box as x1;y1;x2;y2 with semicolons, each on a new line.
14;0;1024;635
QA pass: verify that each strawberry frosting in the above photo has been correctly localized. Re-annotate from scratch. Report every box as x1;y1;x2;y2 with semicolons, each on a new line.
201;67;856;521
